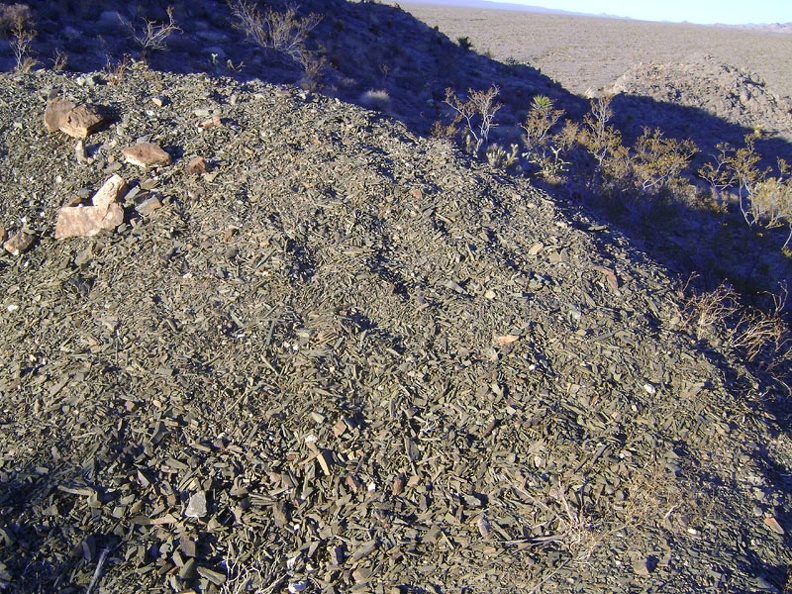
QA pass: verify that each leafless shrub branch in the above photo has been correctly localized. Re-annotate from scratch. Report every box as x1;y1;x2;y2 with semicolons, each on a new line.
0;2;32;34
296;48;326;90
680;278;791;370
9;24;35;72
102;54;133;86
443;85;502;155
121;6;180;53
228;0;321;61
220;546;287;594
50;48;68;72
680;280;741;344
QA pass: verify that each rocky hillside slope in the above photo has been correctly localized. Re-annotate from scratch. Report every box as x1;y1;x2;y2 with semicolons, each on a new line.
0;64;791;594
0;1;790;593
609;55;792;145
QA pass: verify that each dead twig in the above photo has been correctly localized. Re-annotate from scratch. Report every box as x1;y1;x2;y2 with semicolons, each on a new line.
85;547;110;594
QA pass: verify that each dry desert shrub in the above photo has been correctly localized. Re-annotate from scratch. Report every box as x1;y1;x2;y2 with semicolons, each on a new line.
50;48;68;71
457;35;473;50
700;138;792;251
521;95;565;156
628;128;697;196
360;88;391;111
8;23;35;72
442;85;502;155
442;87;792;255
227;0;321;61
102;53;133;86
680;279;791;370
1;2;36;72
730;287;792;369
520;94;571;182
227;0;324;87
515;94;697;200
219;546;287;594
295;47;326;90
119;5;181;54
680;281;740;344
485;142;520;169
0;2;31;34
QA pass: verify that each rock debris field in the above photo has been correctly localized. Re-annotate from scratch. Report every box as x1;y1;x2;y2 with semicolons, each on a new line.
1;68;792;593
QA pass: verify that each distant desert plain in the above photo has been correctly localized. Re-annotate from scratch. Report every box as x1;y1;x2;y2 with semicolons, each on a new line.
397;1;792;99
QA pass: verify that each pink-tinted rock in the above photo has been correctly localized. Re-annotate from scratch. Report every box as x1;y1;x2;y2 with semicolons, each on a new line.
3;230;34;255
44;99;76;132
54;175;128;240
186;156;210;175
121;143;172;167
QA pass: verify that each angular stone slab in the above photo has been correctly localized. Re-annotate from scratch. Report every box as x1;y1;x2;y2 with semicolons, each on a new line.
122;143;172;167
44;99;76;132
60;104;107;138
3;230;34;255
55;175;128;240
44;100;107;138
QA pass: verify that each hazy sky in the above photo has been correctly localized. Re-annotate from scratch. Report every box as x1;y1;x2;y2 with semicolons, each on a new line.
494;0;791;25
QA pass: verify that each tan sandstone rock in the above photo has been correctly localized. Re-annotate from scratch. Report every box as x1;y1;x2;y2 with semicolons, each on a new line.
59;104;107;138
55;175;127;240
121;143;172;168
44;99;76;132
45;99;107;138
186;156;210;175
3;230;34;255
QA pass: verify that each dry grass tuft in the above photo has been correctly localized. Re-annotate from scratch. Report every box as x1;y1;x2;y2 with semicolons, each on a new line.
220;549;287;594
679;278;791;371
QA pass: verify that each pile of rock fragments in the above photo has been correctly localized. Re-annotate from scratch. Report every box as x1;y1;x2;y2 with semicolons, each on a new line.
0;68;791;593
610;55;792;143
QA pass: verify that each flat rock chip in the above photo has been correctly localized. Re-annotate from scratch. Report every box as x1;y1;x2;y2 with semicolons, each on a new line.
186;156;210;175
185;491;207;518
3;230;34;255
135;196;163;216
122;143;172;167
